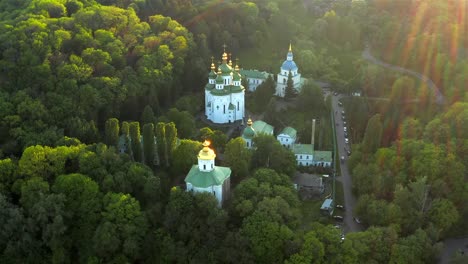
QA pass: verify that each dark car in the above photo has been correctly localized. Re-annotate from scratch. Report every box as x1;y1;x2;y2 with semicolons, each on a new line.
338;102;343;107
333;215;344;221
347;150;351;156
344;132;348;138
334;92;338;96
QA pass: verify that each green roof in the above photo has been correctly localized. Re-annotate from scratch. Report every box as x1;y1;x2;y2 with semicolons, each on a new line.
240;69;269;79
252;120;274;135
185;165;231;188
215;74;223;84
242;126;256;139
219;63;232;74
228;103;235;110
209;70;216;78
208;85;244;95
279;127;297;139
314;151;333;163
292;144;314;155
233;71;241;81
205;83;215;90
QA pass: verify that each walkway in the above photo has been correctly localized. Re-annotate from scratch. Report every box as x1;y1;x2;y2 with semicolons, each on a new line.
362;46;445;105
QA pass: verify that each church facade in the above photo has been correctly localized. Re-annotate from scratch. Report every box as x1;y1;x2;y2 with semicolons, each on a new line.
276;44;302;97
205;51;245;124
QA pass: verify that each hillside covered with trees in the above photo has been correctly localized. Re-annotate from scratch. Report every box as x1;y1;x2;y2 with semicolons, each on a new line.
1;0;467;263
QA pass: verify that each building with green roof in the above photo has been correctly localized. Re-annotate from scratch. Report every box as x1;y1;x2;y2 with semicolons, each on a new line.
185;141;231;206
239;69;270;92
277;127;297;148
292;144;332;167
241;119;274;149
252;120;274;135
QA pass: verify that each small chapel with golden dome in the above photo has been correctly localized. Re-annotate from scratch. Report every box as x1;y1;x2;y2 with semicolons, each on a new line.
184;141;231;206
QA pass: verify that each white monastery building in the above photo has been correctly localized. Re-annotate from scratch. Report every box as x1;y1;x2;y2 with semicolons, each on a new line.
205;50;245;124
185;141;231;206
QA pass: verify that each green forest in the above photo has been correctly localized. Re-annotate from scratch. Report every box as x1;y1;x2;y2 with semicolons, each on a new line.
1;0;467;263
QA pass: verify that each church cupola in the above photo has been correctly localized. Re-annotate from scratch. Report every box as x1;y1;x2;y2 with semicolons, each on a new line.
287;43;293;61
215;69;224;89
208;57;216;84
198;140;216;172
232;62;241;86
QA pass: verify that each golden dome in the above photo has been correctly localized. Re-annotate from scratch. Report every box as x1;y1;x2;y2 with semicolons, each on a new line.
198;140;216;160
247;118;253;126
222;52;228;62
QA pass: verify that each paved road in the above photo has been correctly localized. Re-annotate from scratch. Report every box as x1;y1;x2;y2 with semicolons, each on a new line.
331;94;363;233
362;47;445;105
439;238;468;264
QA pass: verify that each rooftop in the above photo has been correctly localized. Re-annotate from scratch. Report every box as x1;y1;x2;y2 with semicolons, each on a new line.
314;151;333;162
292;144;314;155
279;127;297;139
240;69;269;79
185;165;231;188
252;120;274;135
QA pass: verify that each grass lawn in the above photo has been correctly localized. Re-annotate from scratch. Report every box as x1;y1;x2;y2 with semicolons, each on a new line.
300;199;333;230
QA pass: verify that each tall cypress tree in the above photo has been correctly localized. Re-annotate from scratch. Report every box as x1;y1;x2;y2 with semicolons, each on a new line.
141;105;155;125
165;122;177;167
105;118;120;147
143;123;155;167
155;122;167;167
130;122;142;162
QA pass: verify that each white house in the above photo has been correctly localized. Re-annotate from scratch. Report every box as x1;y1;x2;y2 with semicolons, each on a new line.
277;127;297;148
293;144;314;166
205;51;245;124
292;144;332;167
276;44;302;97
185;141;231;206
239;69;270;92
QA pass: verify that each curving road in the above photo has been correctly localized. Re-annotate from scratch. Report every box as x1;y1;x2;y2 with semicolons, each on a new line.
362;47;445;105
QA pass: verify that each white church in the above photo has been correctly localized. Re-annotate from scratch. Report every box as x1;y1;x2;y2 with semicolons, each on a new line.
205;50;245;124
185;141;231;206
275;44;303;97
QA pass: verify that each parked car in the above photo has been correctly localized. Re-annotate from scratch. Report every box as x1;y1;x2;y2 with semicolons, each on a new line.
338;102;343;107
353;217;361;224
341;110;345;115
333;215;344;221
345;138;349;144
343;127;347;132
334;92;338;96
343;121;347;126
341;233;345;242
347;150;352;156
340;156;345;163
336;204;344;209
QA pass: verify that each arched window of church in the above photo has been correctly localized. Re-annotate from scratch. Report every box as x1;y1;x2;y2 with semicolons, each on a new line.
283;79;286;84
203;164;206;170
237;101;239;110
223;105;225;114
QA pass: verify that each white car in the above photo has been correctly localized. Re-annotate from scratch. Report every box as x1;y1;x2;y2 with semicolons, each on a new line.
343;127;347;132
345;138;349;144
